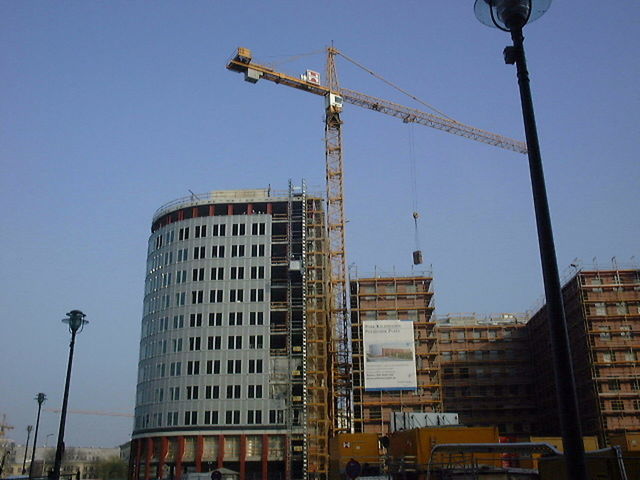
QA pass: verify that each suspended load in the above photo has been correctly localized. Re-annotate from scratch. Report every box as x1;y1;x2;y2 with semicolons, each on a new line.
412;211;423;265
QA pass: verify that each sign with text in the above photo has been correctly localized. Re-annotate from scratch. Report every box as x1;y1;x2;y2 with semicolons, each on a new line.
362;320;417;391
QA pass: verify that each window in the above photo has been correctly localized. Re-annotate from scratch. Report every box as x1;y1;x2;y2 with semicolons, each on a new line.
595;303;607;316
204;411;219;425
232;223;246;236
600;326;611;340
210;289;223;303
611;400;625;411
249;335;264;349
230;289;244;302
173;315;184;328
212;224;226;236
210;267;224;280
251;244;265;257
248;385;263;399
172;338;183;352
226;385;241;399
250;266;265;279
609;379;620;391
176;270;187;283
209;312;222;327
603;352;616;363
179;227;190;241
191;290;204;304
250;289;265;302
186;385;199;400
207;336;222;350
194;225;207;238
205;385;220;399
177;248;188;262
184;411;198;425
621;325;632;338
227;359;242;374
269;410;284;424
192;268;205;281
206;360;220;374
625;351;637;362
208;312;222;326
167;411;179;426
632;379;640;391
251;223;266;235
229;312;243;326
189;313;202;327
617;302;629;315
225;410;240;425
230;267;245;279
248;359;263;374
249;312;264;325
211;245;225;258
193;246;206;259
170;362;182;376
247;410;262;424
228;335;243;349
169;386;180;401
175;292;186;306
231;245;245;257
188;337;201;351
187;360;200;375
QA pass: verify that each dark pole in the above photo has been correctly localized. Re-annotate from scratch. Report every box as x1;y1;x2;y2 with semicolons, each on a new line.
51;328;77;480
22;425;33;474
29;393;47;480
507;26;588;479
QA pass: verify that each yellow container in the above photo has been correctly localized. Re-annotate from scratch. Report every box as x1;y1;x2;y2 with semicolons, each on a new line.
388;426;500;467
329;433;381;480
609;432;640;451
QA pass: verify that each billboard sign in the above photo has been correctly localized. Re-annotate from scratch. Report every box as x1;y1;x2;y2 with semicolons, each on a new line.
362;320;417;391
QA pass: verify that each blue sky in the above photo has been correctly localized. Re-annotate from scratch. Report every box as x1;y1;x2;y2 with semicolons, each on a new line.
1;1;638;447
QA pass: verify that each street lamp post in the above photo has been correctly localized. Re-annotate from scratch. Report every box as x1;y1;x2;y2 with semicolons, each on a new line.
51;310;88;480
29;393;47;480
21;425;33;474
474;1;587;478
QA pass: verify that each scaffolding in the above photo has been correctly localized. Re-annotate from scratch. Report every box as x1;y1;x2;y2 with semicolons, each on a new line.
350;275;441;434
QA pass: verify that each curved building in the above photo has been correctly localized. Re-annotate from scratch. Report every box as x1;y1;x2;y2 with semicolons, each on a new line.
131;187;330;480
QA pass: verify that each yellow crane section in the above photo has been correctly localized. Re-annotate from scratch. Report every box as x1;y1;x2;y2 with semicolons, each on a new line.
226;47;528;154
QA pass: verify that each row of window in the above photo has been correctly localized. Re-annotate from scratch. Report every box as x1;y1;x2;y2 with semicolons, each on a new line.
154;223;268;250
139;358;265;382
138;408;284;429
141;312;265;340
146;288;268;314
185;334;265;351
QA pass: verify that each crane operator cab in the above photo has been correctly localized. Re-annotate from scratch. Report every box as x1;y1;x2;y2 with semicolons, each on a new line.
326;92;343;113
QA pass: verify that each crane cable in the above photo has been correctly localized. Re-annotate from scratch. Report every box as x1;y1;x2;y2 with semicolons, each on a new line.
409;124;422;255
336;49;459;122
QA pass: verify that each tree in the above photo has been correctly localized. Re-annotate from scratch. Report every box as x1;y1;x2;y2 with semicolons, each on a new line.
92;456;127;480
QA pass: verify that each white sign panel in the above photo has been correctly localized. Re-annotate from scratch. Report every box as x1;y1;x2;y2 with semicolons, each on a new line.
362;320;417;391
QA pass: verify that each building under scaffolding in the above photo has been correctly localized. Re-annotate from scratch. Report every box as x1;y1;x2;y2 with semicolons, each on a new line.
130;186;331;480
434;313;536;437
349;274;441;434
528;268;640;444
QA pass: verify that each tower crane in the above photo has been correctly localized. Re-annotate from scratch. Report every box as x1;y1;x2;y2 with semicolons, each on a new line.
227;46;527;476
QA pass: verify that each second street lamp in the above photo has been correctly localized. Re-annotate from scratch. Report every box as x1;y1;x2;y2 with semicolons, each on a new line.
51;310;88;480
21;425;33;474
29;393;46;480
474;1;588;479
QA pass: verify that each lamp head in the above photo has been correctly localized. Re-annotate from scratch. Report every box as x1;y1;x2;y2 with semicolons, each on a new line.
474;0;552;31
62;310;88;333
35;393;47;404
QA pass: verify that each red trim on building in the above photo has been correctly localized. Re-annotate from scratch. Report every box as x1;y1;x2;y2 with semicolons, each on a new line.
133;439;142;480
144;437;153;480
266;203;273;214
247;203;253;215
285;436;291;480
175;436;185;480
195;435;203;472
261;435;269;480
157;437;168;480
209;205;215;216
227;204;233;215
239;435;246;480
217;435;225;469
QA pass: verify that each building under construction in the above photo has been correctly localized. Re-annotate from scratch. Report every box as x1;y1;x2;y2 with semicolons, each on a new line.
349;274;441;434
528;268;640;444
434;313;536;437
131;186;331;480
